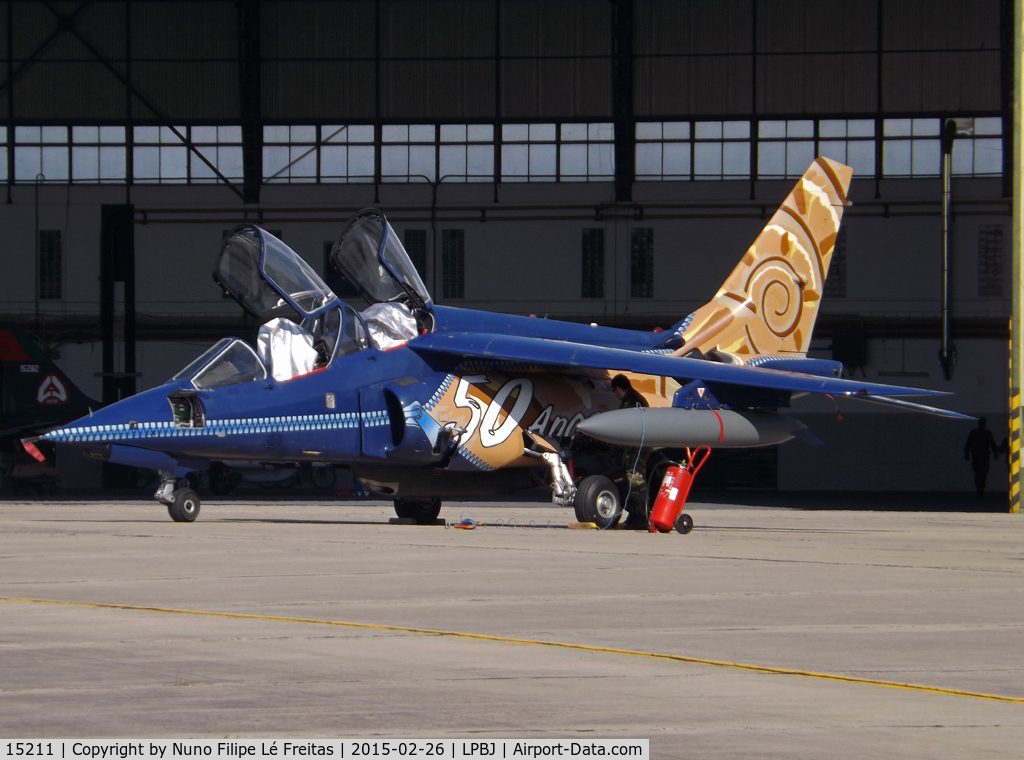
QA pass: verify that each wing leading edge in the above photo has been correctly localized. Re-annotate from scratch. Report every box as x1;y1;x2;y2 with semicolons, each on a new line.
409;332;950;400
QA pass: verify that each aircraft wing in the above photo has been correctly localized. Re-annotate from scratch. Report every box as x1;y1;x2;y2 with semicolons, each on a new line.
837;393;975;419
409;332;949;399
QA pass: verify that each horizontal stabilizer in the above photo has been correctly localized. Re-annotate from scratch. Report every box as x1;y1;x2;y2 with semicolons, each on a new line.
410;332;946;399
793;428;824;445
842;394;976;420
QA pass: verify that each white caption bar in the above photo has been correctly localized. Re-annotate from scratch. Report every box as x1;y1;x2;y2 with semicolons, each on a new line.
3;742;649;760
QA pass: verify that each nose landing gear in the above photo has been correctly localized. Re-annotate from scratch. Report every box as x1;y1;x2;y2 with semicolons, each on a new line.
156;471;201;522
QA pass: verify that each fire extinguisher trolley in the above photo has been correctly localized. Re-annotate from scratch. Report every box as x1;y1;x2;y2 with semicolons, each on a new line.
648;446;711;534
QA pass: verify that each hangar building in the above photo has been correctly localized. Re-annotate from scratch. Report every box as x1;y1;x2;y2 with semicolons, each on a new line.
0;0;1010;492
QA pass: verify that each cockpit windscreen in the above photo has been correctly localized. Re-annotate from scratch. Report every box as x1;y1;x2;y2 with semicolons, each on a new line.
192;340;267;389
173;338;233;382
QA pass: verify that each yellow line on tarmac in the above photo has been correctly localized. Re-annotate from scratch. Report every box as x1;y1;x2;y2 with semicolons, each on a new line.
4;596;1023;705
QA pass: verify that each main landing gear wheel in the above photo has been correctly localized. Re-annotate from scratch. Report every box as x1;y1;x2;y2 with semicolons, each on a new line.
675;513;693;534
311;466;336;489
394;497;441;525
573;475;622;529
167;488;200;523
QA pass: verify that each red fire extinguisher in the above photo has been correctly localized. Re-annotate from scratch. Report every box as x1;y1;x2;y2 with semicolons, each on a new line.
648;446;711;534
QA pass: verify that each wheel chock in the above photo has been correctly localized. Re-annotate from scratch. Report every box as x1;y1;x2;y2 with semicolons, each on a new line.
568;521;598;530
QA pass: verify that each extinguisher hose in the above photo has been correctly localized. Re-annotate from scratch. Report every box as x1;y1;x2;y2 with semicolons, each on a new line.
614;406;647;530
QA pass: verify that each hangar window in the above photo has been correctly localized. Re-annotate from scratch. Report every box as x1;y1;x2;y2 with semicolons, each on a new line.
636;122;691;180
502;123;615;182
560;123;614;181
952;118;1003;176
0;127;6;181
694;121;750;180
14;127;70;182
189;127;243;184
817;120;875;178
264;125;375;183
70;127;127;183
321;125;375;182
382;125;436;183
263;125;317;182
134;126;243;184
758;121;815;179
133;126;187;183
439;124;494;183
502;123;556;181
883;119;941;177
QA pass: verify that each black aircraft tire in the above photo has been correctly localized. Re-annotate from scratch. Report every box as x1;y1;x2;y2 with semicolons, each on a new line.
169;489;201;523
394;497;441;525
311;466;336;489
573;475;623;529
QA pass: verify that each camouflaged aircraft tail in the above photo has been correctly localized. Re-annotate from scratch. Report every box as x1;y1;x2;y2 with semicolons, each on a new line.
671;157;853;359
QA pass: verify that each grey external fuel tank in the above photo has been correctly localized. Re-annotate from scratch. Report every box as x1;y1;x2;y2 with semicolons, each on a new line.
574;408;807;448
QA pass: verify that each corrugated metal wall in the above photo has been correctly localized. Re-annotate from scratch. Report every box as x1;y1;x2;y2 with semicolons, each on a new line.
754;0;878;115
261;1;376;121
500;0;610;119
0;0;1005;124
380;0;496;119
882;0;1001;113
634;0;754;116
7;1;239;122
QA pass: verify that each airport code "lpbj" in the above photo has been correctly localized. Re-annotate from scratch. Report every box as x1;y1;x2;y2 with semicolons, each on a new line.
3;742;649;760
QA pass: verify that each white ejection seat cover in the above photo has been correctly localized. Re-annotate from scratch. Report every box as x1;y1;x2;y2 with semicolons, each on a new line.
362;302;418;350
257;318;319;381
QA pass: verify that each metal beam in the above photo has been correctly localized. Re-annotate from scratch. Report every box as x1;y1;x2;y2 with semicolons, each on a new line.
940;119;956;380
6;0;13;204
38;1;246;201
611;0;633;203
238;0;261;204
0;1;90;96
1010;0;1023;513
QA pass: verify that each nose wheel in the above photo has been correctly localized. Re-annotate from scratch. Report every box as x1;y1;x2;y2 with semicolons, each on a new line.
167;489;201;522
156;472;201;522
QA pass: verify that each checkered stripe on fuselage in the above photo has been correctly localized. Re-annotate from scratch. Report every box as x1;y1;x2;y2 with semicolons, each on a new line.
43;412;366;443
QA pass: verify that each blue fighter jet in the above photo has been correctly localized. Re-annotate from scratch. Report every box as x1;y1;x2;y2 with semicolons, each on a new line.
34;160;969;527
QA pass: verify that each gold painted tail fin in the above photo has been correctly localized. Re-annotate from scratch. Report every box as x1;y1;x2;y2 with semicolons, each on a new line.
673;157;853;359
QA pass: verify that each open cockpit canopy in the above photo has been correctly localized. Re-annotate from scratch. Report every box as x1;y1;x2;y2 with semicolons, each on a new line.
215;225;338;322
329;209;432;313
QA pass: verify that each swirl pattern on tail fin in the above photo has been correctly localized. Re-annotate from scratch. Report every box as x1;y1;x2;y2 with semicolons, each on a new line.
673;157;853;359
